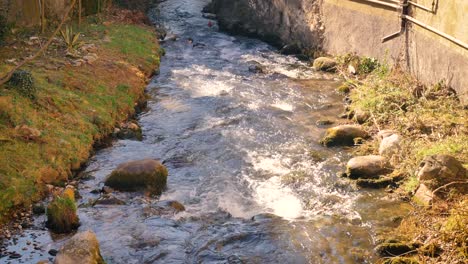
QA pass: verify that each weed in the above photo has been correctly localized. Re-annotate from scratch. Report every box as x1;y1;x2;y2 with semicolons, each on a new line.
60;26;82;51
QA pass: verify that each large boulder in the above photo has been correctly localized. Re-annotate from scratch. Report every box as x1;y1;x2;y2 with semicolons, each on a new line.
54;231;105;264
105;159;168;195
320;125;369;147
346;155;392;179
313;57;337;72
417;155;467;193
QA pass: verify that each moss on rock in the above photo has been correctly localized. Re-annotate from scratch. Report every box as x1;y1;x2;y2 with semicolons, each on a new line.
375;242;414;257
46;196;80;233
105;159;168;195
320;125;369;147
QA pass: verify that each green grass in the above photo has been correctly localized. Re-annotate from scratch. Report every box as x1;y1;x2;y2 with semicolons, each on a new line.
105;24;159;67
0;18;159;223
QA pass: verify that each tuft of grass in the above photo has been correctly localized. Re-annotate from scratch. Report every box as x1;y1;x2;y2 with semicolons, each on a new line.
46;195;79;233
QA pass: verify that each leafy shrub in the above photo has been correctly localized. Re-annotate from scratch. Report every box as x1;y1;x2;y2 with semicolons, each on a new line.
358;57;380;74
7;70;37;99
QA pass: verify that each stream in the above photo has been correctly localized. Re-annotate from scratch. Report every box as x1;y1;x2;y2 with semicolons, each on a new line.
2;0;410;263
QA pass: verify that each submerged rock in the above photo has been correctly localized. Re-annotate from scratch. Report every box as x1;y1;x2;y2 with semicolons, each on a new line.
346;155;392;179
114;121;142;140
248;61;266;74
313;57;337;72
320;125;368;147
94;195;126;206
356;174;401;189
417;155;467;193
279;43;301;55
142;200;185;217
105;159;168;195
54;231;105;264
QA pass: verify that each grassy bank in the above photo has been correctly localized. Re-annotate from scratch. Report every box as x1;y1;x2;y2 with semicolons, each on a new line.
336;55;467;263
0;12;160;224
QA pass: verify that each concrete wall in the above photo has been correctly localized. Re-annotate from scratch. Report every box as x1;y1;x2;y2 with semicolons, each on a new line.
322;0;468;102
212;0;468;103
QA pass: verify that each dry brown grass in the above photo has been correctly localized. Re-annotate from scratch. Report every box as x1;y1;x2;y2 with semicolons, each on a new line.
337;55;467;263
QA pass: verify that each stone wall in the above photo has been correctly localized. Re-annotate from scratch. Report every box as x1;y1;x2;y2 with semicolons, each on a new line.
211;0;468;103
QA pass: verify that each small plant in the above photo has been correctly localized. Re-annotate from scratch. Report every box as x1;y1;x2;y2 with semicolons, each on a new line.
60;26;81;51
7;70;37;99
46;196;80;233
358;57;380;74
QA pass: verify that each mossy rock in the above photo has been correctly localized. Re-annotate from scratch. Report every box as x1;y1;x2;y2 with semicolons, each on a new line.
375;242;414;257
105;159;168;195
46;196;80;233
313;57;337;72
55;230;105;264
320;125;368;147
346;155;392;179
337;83;352;94
381;257;419;264
356;177;394;188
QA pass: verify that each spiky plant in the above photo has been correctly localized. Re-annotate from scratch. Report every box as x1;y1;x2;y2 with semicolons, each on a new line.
60;26;81;51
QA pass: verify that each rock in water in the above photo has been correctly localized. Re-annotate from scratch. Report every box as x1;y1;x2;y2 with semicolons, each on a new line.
54;231;105;264
320;125;368;147
346;155;392;179
46;195;80;234
417;155;467;193
248;61;266;74
313;57;337;72
105;159;168;195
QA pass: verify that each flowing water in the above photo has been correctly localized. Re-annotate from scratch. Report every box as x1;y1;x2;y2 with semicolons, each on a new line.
2;0;411;263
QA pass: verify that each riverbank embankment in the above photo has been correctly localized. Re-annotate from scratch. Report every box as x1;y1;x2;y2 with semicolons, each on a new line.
0;8;161;228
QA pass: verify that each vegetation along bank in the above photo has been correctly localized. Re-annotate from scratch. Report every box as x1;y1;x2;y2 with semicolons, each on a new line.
0;7;162;229
315;54;467;263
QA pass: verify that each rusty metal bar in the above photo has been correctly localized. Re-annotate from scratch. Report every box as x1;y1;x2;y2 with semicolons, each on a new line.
408;1;434;13
382;0;408;42
350;0;400;10
403;15;468;49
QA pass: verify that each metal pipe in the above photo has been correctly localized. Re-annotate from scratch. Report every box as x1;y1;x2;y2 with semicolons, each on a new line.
349;0;400;10
382;0;408;42
403;15;468;49
408;1;434;13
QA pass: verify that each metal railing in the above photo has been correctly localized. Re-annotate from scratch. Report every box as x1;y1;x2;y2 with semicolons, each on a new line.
348;0;467;50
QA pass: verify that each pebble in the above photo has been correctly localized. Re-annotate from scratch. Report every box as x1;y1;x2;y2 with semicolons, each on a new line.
48;249;58;256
